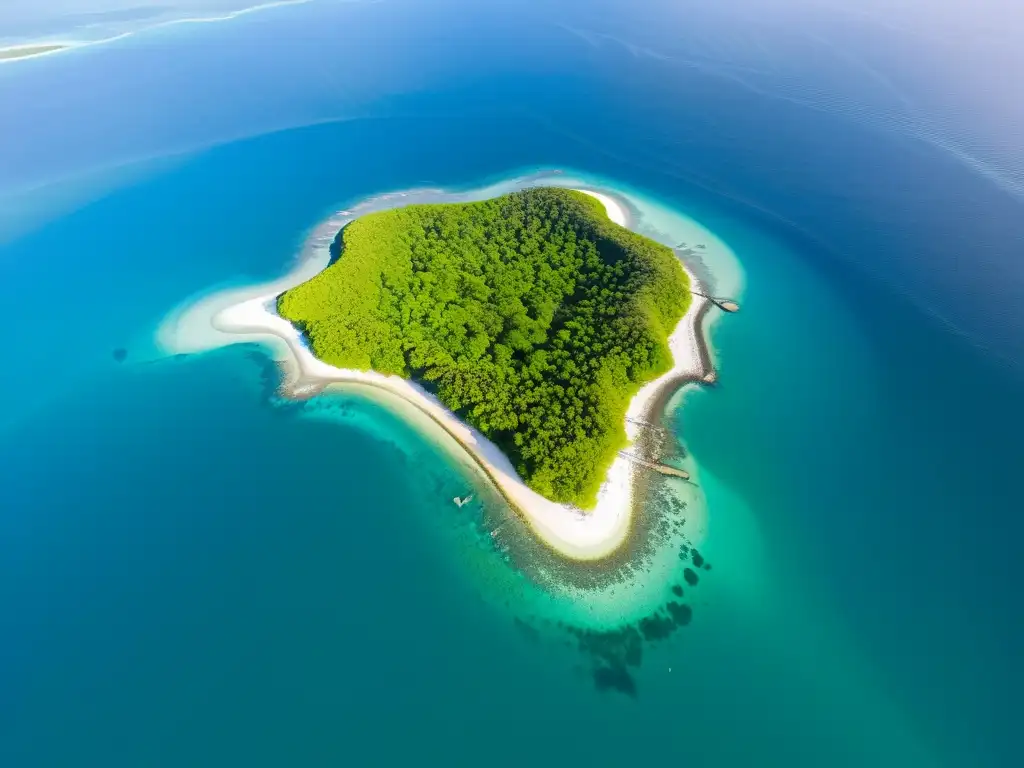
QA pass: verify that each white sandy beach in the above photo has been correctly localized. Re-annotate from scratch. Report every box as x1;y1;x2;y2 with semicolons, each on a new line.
159;188;712;560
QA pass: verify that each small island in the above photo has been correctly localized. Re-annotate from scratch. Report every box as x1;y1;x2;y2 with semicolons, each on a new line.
159;181;725;560
277;188;690;506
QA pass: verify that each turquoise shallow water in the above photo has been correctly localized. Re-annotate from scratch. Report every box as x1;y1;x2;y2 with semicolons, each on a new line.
1;1;1022;766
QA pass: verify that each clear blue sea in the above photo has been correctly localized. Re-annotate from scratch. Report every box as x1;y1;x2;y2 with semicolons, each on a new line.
1;1;1022;766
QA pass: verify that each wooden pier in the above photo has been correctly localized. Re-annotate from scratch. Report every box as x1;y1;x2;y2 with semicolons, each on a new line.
692;291;740;313
618;450;690;480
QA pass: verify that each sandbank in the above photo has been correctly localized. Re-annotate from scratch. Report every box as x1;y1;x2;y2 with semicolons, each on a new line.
0;2;312;66
159;188;714;561
0;44;70;62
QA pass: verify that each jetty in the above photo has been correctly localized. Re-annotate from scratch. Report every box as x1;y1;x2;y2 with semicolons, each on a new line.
618;450;690;480
692;291;739;313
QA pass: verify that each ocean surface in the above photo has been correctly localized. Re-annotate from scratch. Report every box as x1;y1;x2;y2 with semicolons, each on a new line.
1;1;1022;766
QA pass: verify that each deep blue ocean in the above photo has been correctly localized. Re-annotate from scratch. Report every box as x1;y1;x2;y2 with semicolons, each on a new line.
1;1;1022;766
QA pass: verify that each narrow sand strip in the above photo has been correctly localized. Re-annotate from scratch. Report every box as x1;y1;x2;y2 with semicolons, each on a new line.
0;44;70;62
159;188;710;560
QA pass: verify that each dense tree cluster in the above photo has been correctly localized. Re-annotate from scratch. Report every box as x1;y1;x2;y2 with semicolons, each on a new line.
278;188;689;506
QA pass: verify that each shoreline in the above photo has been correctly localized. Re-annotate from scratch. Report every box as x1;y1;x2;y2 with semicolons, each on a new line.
0;1;312;66
158;185;717;561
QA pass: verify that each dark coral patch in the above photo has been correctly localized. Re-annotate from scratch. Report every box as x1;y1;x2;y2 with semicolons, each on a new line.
623;637;643;668
593;664;637;697
530;528;713;698
666;601;693;626
112;348;128;363
638;613;676;641
572;624;644;670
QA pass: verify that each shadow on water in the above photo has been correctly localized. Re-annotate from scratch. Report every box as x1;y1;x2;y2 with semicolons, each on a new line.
327;226;348;267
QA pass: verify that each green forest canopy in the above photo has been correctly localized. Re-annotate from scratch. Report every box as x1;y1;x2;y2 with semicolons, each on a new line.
278;188;690;507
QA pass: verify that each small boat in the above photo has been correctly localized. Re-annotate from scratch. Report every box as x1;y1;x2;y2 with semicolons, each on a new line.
453;494;474;508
